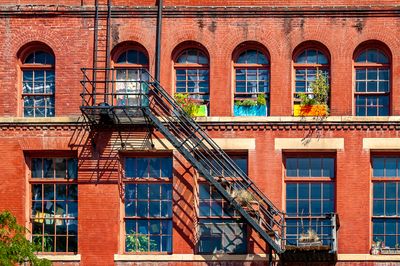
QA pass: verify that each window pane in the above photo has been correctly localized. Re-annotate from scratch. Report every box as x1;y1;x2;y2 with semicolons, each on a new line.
373;158;385;177
286;158;297;177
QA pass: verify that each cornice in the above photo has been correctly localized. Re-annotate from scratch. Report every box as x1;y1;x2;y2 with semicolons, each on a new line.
1;116;400;132
0;5;400;18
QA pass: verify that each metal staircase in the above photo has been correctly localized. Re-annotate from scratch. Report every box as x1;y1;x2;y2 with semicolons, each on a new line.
81;68;285;254
80;1;339;260
143;76;286;253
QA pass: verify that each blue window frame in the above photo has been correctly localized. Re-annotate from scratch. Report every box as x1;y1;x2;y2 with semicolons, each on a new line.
124;156;173;253
22;51;55;117
285;155;335;247
197;154;247;254
372;156;400;248
355;49;390;116
31;157;78;253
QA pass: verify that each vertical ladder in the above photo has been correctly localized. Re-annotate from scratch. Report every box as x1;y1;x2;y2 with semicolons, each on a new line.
92;0;111;105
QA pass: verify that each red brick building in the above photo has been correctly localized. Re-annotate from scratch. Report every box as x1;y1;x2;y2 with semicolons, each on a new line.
1;0;400;265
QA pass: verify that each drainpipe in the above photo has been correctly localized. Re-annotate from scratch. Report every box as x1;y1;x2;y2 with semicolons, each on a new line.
155;0;163;81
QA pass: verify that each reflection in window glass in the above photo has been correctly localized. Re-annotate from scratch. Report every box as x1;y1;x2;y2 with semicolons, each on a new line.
30;158;78;253
124;156;173;253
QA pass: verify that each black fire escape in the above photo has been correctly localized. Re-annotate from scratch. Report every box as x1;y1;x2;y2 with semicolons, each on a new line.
80;1;339;263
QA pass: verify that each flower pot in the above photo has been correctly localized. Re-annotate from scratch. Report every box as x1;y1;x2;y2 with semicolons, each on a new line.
194;104;208;117
293;104;327;117
234;105;267;116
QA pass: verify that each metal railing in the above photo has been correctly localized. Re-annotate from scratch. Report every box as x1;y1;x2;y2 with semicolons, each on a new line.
283;213;339;253
79;67;337;255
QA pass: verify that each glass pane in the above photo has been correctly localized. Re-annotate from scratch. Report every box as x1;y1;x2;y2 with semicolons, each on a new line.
373;183;384;199
43;159;54;178
386;159;397;177
286;158;297;177
149;158;160;178
310;158;322;177
32;159;43;178
54;158;66;178
125;158;136;177
373;200;384;216
161;158;172;178
298;158;309;177
323;158;335;178
373;158;385;177
137;184;148;199
298;183;309;199
286;184;297;200
67;158;78;179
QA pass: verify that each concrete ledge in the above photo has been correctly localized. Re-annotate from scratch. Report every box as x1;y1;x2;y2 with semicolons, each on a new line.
363;138;400;150
36;254;81;261
0;116;81;123
2;116;400;124
338;254;400;261
275;138;344;150
114;254;268;261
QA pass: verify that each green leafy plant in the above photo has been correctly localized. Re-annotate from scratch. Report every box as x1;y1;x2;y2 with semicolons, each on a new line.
299;70;330;111
235;94;267;107
257;94;266;106
0;210;51;266
174;93;201;118
126;232;157;252
234;99;257;106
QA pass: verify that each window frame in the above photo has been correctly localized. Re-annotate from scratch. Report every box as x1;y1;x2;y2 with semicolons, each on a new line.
293;47;330;104
122;154;173;254
174;48;210;108
284;154;336;247
354;48;391;116
20;50;55;118
196;153;248;254
233;48;270;116
371;155;400;248
29;156;78;254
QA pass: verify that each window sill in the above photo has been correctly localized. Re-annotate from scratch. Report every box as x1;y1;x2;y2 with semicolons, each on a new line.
114;254;268;261
36;254;81;261
338;254;400;261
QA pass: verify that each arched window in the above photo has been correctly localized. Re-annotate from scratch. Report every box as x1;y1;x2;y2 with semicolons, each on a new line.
114;49;149;107
234;49;269;116
174;49;209;115
293;48;329;108
354;48;390;116
22;51;55;117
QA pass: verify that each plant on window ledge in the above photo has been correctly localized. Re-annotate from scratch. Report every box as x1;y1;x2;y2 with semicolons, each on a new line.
234;94;267;116
125;232;157;252
230;189;259;213
174;93;207;118
298;229;322;246
295;70;330;117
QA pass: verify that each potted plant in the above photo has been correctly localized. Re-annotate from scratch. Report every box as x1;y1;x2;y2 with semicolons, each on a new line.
234;94;267;116
294;70;329;117
230;189;259;213
298;229;322;247
371;240;382;255
175;93;207;117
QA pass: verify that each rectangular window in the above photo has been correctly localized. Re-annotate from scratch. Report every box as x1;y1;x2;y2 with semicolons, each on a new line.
372;156;400;248
124;156;173;253
197;154;247;254
31;158;78;253
355;68;390;116
285;155;335;247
